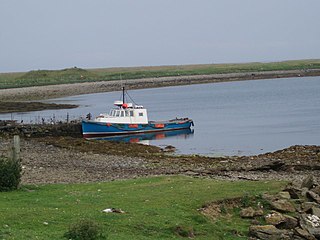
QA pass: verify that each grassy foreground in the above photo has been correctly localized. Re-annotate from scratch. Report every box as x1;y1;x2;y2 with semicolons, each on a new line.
0;176;285;239
0;59;320;89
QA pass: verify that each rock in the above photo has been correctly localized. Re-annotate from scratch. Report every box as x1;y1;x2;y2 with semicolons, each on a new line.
301;175;316;190
251;160;286;171
302;187;309;198
265;211;298;229
278;191;291;200
311;206;320;218
265;211;286;225
308;228;320;239
294;227;317;240
262;193;277;202
254;209;264;217
277;215;298;229
306;191;320;204
240;207;255;218
249;225;292;240
163;145;176;152
271;199;296;213
301;202;320;213
284;187;301;199
311;185;320;196
300;214;320;238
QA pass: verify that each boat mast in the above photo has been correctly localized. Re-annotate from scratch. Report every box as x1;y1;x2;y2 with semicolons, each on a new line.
122;86;125;104
120;73;125;105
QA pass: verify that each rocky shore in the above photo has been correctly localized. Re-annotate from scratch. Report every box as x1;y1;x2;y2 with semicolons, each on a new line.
0;132;319;185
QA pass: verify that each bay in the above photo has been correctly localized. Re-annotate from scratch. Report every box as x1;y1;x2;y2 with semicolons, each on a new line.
2;76;320;156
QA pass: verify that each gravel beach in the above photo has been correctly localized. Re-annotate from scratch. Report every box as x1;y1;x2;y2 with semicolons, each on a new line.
1;136;319;185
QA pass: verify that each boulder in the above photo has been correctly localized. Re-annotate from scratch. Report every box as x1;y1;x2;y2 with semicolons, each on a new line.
278;191;291;200
264;211;285;226
271;199;296;213
265;211;286;225
308;228;320;239
301;202;320;213
240;207;255;218
311;206;320;218
311;185;320;196
254;209;264;217
306;191;320;204
262;193;277;202
249;225;292;240
300;213;320;238
284;187;301;199
301;175;316;190
294;227;317;240
302;187;309;198
265;211;298;229
277;215;298;230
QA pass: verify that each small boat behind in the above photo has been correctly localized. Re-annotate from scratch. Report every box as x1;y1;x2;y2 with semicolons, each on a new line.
82;87;194;139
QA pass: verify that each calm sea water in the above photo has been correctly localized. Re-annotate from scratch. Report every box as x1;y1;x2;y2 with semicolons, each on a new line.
2;76;320;156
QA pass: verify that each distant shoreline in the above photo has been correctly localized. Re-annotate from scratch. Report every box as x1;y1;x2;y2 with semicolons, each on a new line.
1;69;320;103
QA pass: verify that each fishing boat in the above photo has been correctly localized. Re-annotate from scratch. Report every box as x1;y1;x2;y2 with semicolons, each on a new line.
82;87;194;139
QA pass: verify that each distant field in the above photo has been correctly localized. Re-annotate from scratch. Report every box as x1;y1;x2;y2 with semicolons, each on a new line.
0;176;285;240
0;59;320;89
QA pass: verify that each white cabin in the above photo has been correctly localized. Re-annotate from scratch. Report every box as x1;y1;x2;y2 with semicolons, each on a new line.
93;100;149;124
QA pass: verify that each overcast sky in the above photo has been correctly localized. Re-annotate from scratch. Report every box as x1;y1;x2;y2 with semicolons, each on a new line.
0;0;319;72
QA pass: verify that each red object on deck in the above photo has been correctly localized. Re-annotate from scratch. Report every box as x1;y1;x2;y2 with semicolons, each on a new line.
122;103;128;108
155;124;165;128
129;124;138;128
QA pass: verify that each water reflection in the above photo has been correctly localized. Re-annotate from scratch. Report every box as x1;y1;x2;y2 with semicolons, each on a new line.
93;128;194;145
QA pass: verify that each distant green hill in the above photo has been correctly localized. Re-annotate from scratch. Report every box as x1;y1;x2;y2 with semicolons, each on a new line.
0;59;320;89
16;67;99;86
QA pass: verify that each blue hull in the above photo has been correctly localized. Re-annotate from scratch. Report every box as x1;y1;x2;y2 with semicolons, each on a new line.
82;118;194;139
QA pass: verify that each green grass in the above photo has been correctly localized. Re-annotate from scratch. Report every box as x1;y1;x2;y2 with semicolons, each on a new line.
0;176;285;239
0;59;320;89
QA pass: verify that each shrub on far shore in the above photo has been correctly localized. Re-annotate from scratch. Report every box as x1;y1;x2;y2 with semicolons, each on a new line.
0;156;22;191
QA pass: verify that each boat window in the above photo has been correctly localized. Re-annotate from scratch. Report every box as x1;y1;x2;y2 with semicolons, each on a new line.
116;111;120;117
130;111;134;117
120;111;124;117
139;112;143;117
125;111;129;117
113;110;116;117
